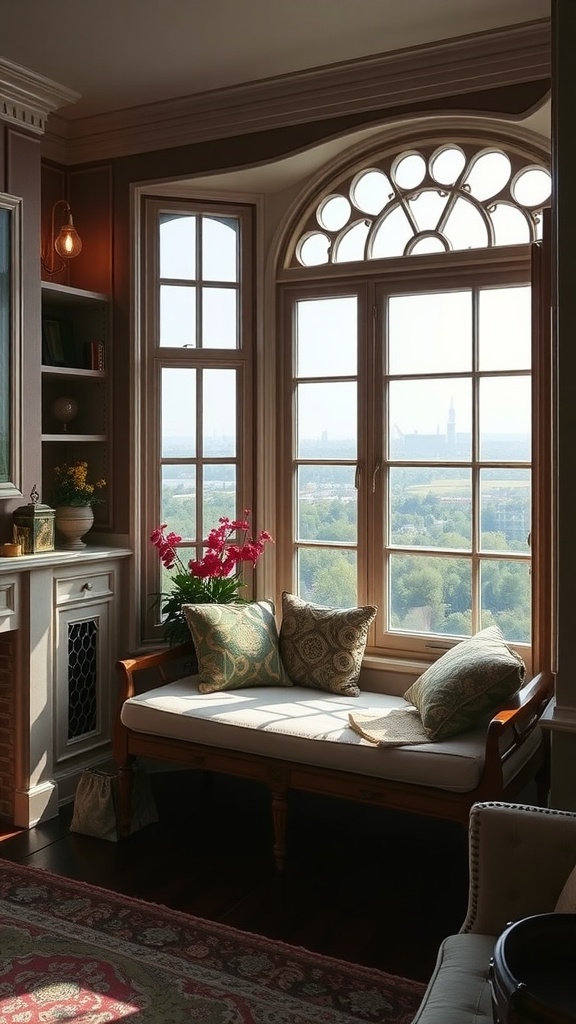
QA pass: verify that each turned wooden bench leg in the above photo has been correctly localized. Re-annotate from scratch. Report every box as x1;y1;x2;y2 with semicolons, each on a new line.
266;765;289;872
270;787;288;872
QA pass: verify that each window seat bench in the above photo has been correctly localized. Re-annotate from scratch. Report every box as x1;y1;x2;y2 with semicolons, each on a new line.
114;643;552;870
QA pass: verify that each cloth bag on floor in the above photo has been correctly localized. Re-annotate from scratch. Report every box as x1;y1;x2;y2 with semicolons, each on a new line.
70;762;158;841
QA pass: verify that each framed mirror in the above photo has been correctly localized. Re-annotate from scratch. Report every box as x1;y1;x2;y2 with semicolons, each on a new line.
0;193;22;498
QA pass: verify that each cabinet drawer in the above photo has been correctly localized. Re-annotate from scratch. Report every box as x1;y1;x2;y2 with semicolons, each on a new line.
55;571;113;606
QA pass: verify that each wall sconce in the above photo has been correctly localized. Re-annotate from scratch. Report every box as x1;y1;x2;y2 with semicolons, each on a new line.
41;200;83;276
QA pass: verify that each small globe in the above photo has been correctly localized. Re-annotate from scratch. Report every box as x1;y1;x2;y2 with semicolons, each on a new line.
52;396;78;432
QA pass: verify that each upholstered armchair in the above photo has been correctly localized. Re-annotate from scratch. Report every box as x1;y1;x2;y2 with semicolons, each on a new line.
413;801;576;1024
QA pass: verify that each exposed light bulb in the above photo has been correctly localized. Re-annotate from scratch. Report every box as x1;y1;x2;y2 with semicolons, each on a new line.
54;216;82;259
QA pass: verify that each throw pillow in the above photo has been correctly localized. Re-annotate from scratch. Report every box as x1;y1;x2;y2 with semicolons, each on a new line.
278;591;377;697
403;625;525;741
182;600;291;694
555;863;576;913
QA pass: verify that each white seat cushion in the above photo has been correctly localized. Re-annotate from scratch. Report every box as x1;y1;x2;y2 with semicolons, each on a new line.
121;678;542;792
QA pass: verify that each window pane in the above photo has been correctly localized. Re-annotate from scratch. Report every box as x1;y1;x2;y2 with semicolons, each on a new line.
388;378;471;461
203;369;236;456
480;559;530;643
463;151;511;202
202;468;236;535
389;467;471;548
202;216;238;282
162;368;196;457
202;287;237;348
318;195;351;231
479;287;531;371
480;469;530;553
160;284;196;347
297;466;357;542
296;296;357;377
388;291;472;375
389;553;472;637
407;191;448;232
335;221;369;262
352;169;392;215
297;382;357;458
490;204;530;246
298;547;357;606
161;466;196;538
371;206;412;259
160;214;195;280
299;233;330;267
479;377;530;461
444;196;489;250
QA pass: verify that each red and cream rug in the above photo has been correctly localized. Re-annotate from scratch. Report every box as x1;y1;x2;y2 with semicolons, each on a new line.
0;859;425;1023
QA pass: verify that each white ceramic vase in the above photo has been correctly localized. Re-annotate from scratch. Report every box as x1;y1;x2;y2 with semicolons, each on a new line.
55;505;94;549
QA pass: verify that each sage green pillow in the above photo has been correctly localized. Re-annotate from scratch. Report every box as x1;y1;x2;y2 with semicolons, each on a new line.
279;591;377;697
404;625;526;741
182;600;291;693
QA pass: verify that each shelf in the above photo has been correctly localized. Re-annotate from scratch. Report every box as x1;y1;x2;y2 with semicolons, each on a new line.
42;434;107;443
42;365;106;380
41;281;109;306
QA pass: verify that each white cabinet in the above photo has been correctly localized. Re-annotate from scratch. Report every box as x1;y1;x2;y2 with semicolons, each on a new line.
3;547;131;828
53;566;115;777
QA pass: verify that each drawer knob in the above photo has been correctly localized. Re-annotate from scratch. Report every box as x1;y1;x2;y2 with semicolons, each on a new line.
82;582;93;591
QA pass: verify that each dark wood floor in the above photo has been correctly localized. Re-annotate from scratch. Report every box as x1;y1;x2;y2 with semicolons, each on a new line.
0;769;470;984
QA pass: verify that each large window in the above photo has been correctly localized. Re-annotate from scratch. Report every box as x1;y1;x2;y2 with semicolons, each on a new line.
141;198;254;642
278;140;551;668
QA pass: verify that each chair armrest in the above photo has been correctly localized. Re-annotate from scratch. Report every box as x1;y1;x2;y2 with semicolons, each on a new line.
461;801;576;935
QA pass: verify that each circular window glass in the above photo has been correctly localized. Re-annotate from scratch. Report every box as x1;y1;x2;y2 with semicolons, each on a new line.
298;232;330;266
317;195;351;231
513;167;552;207
393;152;426;190
351;169;392;214
430;147;466;185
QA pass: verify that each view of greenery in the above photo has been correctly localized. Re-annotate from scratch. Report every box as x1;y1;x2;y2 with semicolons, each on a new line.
160;455;531;644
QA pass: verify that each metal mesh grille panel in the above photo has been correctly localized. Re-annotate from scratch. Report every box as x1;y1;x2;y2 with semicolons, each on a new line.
68;620;98;740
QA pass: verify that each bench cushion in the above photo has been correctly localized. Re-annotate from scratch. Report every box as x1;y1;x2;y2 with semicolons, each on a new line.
120;680;542;792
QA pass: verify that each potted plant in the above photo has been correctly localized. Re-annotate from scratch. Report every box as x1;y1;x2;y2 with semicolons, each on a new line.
52;460;106;549
150;510;273;646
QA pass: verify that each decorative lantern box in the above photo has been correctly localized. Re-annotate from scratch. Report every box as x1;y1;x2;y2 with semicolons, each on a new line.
12;487;55;554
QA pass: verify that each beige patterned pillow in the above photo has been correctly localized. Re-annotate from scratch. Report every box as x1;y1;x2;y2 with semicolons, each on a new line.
279;592;377;697
404;625;525;741
182;600;291;693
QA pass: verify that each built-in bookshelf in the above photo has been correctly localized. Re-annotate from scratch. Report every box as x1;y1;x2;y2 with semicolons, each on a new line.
41;282;110;525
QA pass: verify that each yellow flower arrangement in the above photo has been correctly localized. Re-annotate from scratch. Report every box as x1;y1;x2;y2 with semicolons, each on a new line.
52;461;106;507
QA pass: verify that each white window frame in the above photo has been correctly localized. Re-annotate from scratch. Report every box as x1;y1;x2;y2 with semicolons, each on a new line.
138;195;255;645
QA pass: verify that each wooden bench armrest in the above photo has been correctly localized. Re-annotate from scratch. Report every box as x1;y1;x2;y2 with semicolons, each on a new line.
483;670;553;790
116;642;196;702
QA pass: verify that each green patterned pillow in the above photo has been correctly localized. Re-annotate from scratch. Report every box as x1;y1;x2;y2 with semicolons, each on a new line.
403;625;526;741
182;600;291;694
278;592;377;697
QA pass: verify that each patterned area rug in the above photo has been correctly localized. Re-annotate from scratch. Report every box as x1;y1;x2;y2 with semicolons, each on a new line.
0;859;425;1023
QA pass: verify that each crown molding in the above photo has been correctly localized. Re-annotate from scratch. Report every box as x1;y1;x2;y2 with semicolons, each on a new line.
0;57;80;135
42;18;550;166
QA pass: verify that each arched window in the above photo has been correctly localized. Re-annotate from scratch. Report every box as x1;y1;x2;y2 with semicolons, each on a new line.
277;135;551;670
288;143;550;267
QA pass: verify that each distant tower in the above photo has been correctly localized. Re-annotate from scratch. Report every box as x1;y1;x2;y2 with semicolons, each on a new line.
447;397;456;446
